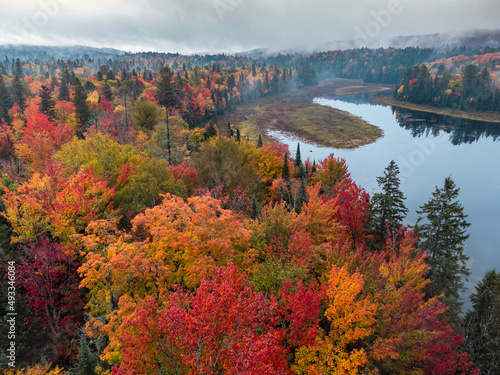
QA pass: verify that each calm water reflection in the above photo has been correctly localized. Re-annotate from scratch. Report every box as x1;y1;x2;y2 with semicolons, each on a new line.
267;96;500;310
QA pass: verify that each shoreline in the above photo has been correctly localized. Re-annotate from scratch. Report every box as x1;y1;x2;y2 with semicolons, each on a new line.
372;95;500;124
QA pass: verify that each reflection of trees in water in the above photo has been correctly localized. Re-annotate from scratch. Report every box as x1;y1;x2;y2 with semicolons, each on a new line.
393;107;500;145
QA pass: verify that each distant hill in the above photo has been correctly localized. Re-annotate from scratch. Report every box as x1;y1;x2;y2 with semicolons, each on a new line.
236;29;500;58
0;45;126;62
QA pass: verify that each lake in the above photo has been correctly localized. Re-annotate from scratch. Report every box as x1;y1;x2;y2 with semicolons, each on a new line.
267;96;500;310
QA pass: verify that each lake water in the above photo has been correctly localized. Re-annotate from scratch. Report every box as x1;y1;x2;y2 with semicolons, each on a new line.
267;96;500;310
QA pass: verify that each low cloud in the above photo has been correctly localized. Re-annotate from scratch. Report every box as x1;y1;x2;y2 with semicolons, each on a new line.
0;0;498;53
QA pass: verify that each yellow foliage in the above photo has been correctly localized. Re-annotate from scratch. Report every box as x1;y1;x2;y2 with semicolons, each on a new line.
87;91;100;105
397;85;404;95
2;363;69;375
294;264;376;374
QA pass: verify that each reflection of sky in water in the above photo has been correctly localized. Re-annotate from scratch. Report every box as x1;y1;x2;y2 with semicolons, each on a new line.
267;97;500;311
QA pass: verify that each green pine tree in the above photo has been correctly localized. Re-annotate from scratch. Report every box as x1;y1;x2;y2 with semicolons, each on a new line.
413;177;470;327
235;128;241;142
465;269;500;373
72;78;91;137
281;153;293;209
0;74;12;123
370;160;408;243
227;122;234;138
102;79;113;102
257;134;263;148
39;85;56;122
59;79;70;101
155;65;180;111
251;193;262;219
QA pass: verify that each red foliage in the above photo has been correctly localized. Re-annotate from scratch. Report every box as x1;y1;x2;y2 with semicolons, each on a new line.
115;264;290;375
333;179;372;247
17;237;85;362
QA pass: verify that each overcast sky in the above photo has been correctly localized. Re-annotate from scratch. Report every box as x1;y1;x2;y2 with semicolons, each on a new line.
0;0;498;54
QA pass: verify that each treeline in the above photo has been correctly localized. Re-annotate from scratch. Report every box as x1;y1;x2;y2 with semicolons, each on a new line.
0;56;318;132
262;45;500;84
394;63;500;112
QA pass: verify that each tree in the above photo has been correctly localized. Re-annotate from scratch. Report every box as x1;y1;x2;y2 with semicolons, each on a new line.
465;269;500;374
155;65;180;111
39;85;57;122
294;264;377;374
115;265;289;375
370;160;407;243
132;100;160;131
17;237;86;362
257;134;263;148
0;74;12;123
72;78;91;136
58;80;70;102
413;177;471;327
102;79;113;102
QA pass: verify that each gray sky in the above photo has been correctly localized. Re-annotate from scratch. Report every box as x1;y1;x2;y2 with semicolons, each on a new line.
0;0;498;54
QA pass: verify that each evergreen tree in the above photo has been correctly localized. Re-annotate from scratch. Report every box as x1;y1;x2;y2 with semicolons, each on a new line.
155;65;180;111
465;269;500;374
14;58;23;78
257;134;263;148
281;153;293;209
294;178;307;214
39;85;56;122
370;160;408;242
13;75;26;114
294;143;306;179
72;78;91;137
251;193;261;219
102;79;113;102
73;334;99;375
0;74;12;123
227;122;234;138
235;128;241;142
58;79;70;101
413;177;471;327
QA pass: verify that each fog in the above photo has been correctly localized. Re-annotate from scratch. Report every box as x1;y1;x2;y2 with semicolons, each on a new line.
0;0;499;53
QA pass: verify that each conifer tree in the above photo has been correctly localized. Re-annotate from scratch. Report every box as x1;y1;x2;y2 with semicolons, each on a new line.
251;193;261;219
58;79;70;101
465;269;500;373
72;77;91;137
257;134;263;148
0;74;12;123
413;177;470;327
281;153;293;209
235;128;241;142
370;160;408;242
102;79;113;101
227;122;234;138
13;75;26;114
39;85;56;122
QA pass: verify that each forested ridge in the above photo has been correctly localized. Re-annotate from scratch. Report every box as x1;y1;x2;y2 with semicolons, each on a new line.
0;45;499;374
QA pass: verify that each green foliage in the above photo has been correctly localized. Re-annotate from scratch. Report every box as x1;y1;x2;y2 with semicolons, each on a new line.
39;85;57;122
72;78;91;135
191;136;260;196
414;177;470;327
132;100;160;131
155;65;180;110
370;160;408;243
465;269;500;373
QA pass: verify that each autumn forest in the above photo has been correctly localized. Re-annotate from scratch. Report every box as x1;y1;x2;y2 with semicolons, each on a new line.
0;43;499;375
